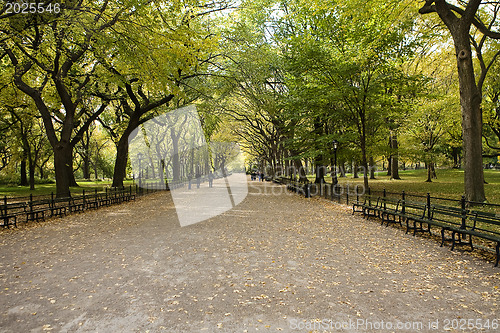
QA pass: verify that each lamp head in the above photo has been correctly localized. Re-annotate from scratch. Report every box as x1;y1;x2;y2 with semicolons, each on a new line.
332;140;339;150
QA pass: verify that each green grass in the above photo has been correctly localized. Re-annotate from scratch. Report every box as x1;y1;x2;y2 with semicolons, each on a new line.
310;168;500;204
0;180;137;198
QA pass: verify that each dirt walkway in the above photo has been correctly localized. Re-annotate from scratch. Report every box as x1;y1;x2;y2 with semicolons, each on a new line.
0;181;499;332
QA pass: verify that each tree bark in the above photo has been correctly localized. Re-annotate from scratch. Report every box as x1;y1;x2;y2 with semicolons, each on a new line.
369;156;376;179
20;159;28;186
353;160;359;178
390;132;400;180
29;158;35;191
66;152;79;187
53;145;72;197
419;0;486;202
454;35;485;201
314;157;326;184
112;133;131;188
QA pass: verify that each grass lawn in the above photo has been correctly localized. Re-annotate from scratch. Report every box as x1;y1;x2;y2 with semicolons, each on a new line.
312;168;500;204
0;180;137;199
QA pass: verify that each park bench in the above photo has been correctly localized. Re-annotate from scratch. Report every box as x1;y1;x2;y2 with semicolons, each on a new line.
47;198;69;217
67;195;86;213
106;188;135;205
352;195;369;214
449;211;500;267
99;192;112;207
390;200;428;234
287;181;304;194
378;197;401;226
84;192;101;210
1;201;27;228
360;195;382;219
26;199;49;222
406;204;468;248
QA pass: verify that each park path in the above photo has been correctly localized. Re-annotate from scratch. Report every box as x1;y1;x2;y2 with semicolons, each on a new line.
0;180;499;333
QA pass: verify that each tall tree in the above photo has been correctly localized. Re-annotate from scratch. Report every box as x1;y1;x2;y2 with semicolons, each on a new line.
95;0;227;187
1;1;129;196
419;0;500;202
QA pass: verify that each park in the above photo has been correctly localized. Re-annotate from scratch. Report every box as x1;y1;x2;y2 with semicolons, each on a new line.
1;0;500;332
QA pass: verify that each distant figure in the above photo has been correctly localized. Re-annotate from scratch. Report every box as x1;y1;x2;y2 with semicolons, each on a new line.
196;170;201;188
208;171;214;188
251;171;256;181
259;172;264;182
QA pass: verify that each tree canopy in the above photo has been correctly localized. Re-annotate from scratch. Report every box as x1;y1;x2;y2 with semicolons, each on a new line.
1;0;499;202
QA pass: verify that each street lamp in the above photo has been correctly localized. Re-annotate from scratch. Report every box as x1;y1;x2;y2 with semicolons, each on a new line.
137;152;144;190
332;140;339;186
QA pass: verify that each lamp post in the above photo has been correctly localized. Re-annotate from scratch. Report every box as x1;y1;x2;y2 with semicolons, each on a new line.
332;140;339;186
137;152;143;191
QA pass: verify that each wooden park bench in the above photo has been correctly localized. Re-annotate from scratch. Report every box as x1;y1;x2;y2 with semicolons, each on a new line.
377;197;401;226
360;195;382;220
449;211;500;267
67;195;86;213
1;201;27;228
286;181;304;194
26;199;49;222
352;194;369;214
84;192;101;210
405;204;468;248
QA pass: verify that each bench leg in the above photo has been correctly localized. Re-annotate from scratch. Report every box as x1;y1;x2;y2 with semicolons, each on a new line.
412;221;423;236
495;242;499;267
441;228;448;247
450;230;473;251
2;216;16;228
405;218;411;234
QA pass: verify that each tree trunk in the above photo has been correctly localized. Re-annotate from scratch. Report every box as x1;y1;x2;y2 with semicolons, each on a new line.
314;157;326;184
361;144;369;190
419;0;486;202
339;163;346;178
83;153;90;179
353;160;359;178
387;136;392;177
426;161;433;182
20;159;28;186
389;131;400;179
29;158;35;191
454;35;485;201
293;159;308;183
53;145;72;197
66;151;78;187
112;134;130;188
369;156;376;179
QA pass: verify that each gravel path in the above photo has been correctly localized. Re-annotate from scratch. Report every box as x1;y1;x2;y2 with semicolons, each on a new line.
0;180;499;333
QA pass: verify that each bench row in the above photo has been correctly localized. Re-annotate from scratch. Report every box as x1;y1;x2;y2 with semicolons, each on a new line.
353;195;500;267
1;190;136;228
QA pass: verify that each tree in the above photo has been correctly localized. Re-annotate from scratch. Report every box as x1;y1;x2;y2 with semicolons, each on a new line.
95;0;227;187
419;0;500;202
1;1;128;196
274;0;421;189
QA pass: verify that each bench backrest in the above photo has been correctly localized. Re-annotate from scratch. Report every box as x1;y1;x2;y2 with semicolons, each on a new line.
363;195;379;205
469;211;500;236
380;197;400;210
0;202;27;215
401;200;427;217
430;204;468;228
